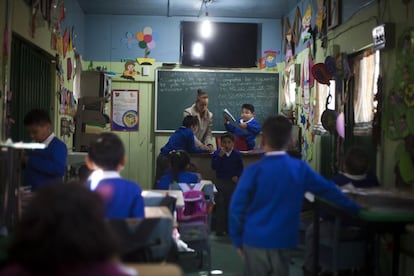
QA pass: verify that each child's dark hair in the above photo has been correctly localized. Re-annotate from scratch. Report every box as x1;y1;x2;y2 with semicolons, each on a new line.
23;109;51;126
262;115;292;150
182;115;199;128
7;181;120;275
242;103;255;113
169;150;191;182
221;132;234;142
88;132;125;170
343;146;369;175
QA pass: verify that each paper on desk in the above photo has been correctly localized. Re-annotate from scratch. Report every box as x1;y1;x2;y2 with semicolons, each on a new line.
0;139;45;149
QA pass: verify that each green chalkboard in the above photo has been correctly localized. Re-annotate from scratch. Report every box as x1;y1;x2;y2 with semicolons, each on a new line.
155;69;279;132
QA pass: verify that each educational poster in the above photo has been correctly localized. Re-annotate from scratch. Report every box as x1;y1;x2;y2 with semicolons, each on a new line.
111;90;139;131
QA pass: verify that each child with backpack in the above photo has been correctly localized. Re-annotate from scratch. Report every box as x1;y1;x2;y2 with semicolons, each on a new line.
156;150;201;190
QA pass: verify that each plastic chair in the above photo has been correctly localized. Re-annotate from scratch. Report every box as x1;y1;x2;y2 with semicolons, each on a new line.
319;217;368;275
170;182;212;273
108;217;174;263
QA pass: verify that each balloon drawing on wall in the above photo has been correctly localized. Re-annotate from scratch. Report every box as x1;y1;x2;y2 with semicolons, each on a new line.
120;26;157;58
136;26;156;58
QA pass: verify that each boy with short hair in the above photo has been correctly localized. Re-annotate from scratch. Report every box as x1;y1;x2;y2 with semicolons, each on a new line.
22;109;67;191
224;103;261;151
211;132;243;236
86;132;144;219
229;115;362;276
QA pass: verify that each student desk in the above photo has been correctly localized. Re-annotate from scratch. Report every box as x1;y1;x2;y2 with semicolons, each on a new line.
189;149;264;183
308;188;414;276
142;190;184;208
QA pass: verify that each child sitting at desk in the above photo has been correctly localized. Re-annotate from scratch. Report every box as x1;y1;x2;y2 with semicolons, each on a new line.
86;132;145;219
211;132;243;236
303;146;379;275
155;115;211;186
22;109;67;191
228;115;362;276
224;103;261;151
156;150;201;190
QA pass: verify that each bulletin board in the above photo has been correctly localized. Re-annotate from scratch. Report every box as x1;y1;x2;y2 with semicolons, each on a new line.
111;90;139;131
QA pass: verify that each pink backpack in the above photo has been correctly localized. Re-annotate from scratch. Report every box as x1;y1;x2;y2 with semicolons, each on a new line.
177;189;208;223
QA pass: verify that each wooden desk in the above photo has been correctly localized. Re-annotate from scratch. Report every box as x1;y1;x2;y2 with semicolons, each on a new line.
124;263;182;276
142;190;184;207
310;188;414;276
190;150;264;183
144;206;173;219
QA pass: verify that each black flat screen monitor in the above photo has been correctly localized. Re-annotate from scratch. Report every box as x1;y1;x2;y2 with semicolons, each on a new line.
181;21;259;68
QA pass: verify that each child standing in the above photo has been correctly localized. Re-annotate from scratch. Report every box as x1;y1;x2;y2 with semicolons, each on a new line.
229;115;362;276
86;132;145;219
22;109;67;191
212;132;244;236
155;115;211;186
156;150;201;190
224;103;261;151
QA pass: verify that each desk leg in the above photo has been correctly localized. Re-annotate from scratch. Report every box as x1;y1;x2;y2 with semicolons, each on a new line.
392;233;400;276
312;203;320;276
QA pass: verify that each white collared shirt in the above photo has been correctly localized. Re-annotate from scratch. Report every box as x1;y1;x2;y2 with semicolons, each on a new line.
265;151;286;156
88;170;121;191
42;133;56;147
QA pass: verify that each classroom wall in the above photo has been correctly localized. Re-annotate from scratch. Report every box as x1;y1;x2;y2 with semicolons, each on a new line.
82;14;281;63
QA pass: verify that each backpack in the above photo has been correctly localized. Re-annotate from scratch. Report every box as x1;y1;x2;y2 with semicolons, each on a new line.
176;184;208;223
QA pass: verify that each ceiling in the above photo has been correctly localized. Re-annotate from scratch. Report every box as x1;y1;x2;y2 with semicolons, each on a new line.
75;0;301;19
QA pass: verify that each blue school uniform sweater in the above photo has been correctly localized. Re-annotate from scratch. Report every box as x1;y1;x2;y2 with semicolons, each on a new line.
24;136;67;191
225;118;261;150
211;149;244;180
229;152;362;249
331;172;379;188
156;171;200;190
91;175;145;219
160;126;209;157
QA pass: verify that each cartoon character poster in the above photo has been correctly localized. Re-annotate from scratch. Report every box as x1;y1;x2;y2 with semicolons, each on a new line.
121;60;139;80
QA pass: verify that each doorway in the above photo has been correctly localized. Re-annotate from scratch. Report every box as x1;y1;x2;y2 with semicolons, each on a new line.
9;34;55;142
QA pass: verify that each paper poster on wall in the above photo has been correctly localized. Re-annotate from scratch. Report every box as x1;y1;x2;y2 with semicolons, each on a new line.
111;90;139;131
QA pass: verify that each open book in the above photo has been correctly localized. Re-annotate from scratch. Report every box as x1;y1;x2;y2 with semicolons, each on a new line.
223;108;248;134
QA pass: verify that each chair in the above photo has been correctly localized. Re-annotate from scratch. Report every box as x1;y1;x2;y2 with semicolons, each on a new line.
108;217;174;263
318;217;368;275
169;182;212;273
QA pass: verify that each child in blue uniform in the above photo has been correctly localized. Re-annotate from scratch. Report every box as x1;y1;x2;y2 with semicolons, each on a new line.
303;146;379;275
155;115;210;186
224;103;261;151
156;150;200;190
22;109;67;191
86;132;144;219
211;132;243;236
229;115;362;276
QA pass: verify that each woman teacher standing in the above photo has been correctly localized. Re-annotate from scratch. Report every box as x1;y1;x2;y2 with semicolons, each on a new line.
184;89;214;151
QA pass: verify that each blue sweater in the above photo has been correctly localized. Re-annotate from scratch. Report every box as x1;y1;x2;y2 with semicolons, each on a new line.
95;178;145;219
211;149;244;180
24;137;67;191
160;126;209;156
229;152;362;249
331;172;379;188
156;171;200;190
225;118;261;150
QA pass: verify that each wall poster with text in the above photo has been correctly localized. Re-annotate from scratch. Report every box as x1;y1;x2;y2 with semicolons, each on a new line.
111;89;139;131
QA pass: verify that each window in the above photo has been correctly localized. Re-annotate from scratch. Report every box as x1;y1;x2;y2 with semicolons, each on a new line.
351;50;380;134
